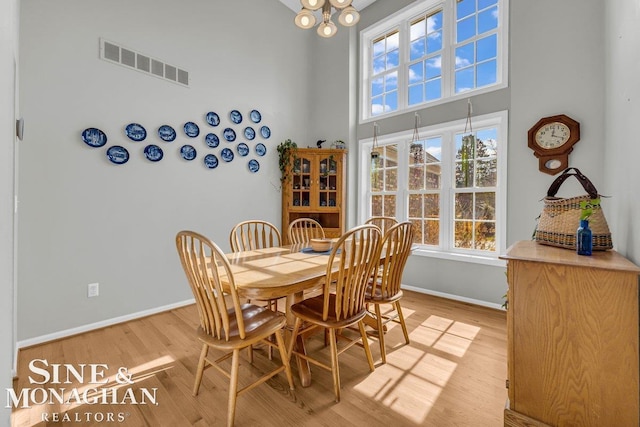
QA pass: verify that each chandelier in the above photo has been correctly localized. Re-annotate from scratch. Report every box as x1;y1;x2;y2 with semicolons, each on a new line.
294;0;361;38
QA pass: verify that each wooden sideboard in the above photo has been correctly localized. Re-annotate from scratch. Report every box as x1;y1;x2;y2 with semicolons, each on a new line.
501;241;640;427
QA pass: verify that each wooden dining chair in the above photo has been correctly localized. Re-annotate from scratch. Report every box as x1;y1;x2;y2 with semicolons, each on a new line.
365;221;414;363
175;230;294;427
229;219;283;307
229;220;282;252
288;217;325;244
287;224;382;402
365;216;399;235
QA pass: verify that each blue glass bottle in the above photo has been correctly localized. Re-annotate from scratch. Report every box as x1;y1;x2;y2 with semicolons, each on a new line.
577;219;593;256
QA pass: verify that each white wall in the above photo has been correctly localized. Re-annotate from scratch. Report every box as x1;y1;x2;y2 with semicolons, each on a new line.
604;0;640;264
0;0;18;423
17;0;312;341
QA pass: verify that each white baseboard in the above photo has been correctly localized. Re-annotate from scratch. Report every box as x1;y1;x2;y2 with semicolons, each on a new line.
16;298;196;351
402;284;505;311
15;286;504;355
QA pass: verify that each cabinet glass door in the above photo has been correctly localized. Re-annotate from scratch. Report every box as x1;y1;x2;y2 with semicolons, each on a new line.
291;156;312;207
318;156;338;208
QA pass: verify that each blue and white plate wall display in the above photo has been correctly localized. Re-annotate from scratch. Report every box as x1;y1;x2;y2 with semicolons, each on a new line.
260;126;271;139
204;154;218;169
250;110;261;123
220;148;234;162
237;143;249;156
82;128;107;147
125;123;147;141
229;110;242;124
255;143;267;156
223;128;236;142
248;159;260;173
181;145;197;161
205;112;220;126
244;127;255;140
158;125;176;142
205;133;219;148
184;122;200;137
144;144;163;162
106;146;129;164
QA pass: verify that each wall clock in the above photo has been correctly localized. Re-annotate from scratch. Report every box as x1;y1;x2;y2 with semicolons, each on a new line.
527;114;580;175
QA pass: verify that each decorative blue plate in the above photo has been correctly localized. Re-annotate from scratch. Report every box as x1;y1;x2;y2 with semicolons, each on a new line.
205;112;220;127
158;125;176;142
255;143;267;157
250;110;261;123
248;159;260;173
204;154;218;169
223;128;236;142
144;144;163;162
205;133;219;148
106;145;129;164
180;145;197;161
237;143;249;157
260;126;271;139
244;127;255;140
229;110;242;124
221;148;234;162
184;122;200;137
82;128;107;147
125;123;147;141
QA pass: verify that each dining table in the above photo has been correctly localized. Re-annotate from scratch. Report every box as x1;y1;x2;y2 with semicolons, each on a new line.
222;243;334;387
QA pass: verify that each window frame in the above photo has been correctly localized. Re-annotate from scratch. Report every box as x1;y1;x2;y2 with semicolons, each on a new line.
359;0;509;123
358;110;508;266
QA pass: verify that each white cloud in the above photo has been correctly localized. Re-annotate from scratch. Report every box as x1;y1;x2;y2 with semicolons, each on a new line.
455;56;471;67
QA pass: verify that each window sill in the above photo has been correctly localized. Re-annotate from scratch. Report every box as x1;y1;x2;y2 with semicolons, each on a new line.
411;247;506;267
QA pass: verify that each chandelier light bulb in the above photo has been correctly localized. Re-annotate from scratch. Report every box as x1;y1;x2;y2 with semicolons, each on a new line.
338;6;360;26
329;0;353;8
295;9;317;29
317;20;337;38
301;0;325;10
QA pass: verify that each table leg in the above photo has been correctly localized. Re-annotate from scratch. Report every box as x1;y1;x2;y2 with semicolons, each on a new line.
286;292;312;387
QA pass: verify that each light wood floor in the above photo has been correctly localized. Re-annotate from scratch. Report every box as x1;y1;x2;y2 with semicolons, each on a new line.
12;291;507;426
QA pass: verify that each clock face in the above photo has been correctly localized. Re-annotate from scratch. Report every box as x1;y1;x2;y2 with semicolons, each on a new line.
535;122;571;149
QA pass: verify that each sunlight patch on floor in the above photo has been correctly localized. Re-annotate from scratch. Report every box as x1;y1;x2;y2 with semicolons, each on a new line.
354;315;482;424
354;347;457;424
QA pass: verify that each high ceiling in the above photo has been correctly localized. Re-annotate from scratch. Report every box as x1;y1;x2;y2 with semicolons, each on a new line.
278;0;378;14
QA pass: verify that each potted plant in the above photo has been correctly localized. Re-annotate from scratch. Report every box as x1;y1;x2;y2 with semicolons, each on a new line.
277;139;298;183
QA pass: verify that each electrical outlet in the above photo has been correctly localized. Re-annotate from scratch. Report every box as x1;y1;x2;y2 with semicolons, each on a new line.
87;283;99;298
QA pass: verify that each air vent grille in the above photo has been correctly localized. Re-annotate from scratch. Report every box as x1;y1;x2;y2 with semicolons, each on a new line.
99;38;189;87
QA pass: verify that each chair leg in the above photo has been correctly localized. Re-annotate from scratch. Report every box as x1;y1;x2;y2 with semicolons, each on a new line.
274;329;295;390
374;303;386;363
328;328;341;402
358;320;375;372
247;345;253;364
193;343;208;396
227;349;240;427
395;301;410;345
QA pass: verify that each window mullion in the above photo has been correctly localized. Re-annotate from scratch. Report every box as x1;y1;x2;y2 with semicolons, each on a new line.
440;131;452;250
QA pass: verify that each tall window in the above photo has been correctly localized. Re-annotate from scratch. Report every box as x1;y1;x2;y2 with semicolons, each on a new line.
361;0;508;121
359;111;507;262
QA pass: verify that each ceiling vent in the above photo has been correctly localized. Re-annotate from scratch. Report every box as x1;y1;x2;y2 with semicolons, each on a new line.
99;38;189;87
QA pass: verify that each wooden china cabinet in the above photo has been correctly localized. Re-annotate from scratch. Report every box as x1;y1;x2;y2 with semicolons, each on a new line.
281;148;347;244
501;241;640;427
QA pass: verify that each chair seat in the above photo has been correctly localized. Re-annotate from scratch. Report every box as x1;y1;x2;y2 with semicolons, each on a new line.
365;281;403;304
197;303;287;350
291;294;367;329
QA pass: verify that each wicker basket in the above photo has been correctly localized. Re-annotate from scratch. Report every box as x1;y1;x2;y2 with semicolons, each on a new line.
535;168;613;250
